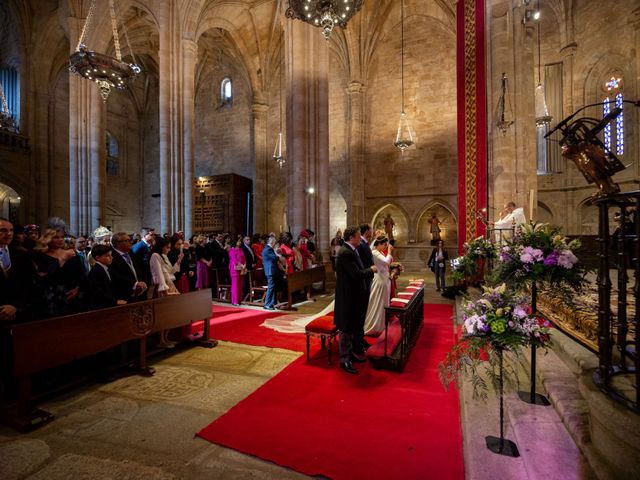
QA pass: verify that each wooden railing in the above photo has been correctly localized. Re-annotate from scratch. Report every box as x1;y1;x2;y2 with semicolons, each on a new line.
0;289;214;432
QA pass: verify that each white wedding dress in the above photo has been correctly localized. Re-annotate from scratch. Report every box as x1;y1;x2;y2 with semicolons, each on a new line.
364;250;392;335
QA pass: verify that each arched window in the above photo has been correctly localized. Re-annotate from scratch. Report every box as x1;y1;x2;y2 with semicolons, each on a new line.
106;131;120;176
603;75;624;156
0;68;20;130
220;77;232;106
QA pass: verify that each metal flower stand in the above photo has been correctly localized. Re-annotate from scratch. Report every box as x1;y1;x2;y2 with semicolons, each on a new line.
517;282;551;406
486;347;520;457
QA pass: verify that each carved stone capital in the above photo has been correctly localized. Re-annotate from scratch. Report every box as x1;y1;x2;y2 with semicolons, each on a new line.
252;103;270;115
346;81;366;95
560;42;577;58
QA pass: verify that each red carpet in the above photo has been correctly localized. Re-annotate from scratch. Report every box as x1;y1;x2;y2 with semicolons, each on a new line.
197;304;464;480
190;305;307;351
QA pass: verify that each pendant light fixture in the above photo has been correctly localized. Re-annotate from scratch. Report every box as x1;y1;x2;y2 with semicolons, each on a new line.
496;73;514;135
69;0;141;101
534;1;551;127
273;44;285;168
394;0;414;152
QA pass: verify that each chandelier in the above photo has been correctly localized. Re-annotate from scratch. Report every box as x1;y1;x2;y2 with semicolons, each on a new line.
69;0;141;101
394;0;414;152
285;0;365;40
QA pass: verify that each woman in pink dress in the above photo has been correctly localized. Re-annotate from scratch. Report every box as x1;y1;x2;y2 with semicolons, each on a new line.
228;237;247;305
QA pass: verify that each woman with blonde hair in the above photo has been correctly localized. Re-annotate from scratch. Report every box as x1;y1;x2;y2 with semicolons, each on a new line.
33;228;84;317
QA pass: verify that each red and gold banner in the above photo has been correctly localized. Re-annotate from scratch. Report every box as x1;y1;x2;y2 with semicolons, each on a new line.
457;0;487;254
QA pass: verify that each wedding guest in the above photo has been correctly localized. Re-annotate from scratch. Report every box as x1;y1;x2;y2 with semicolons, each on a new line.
194;235;212;290
329;229;343;272
32;228;84;317
262;236;282;310
334;226;376;375
298;230;313;270
251;234;264;269
364;236;393;335
305;229;317;262
132;227;156;285
0;218;36;321
109;232;148;303
278;233;294;274
86;244;127;309
292;241;304;272
168;235;192;294
9;224;27;253
241;235;256;297
428;239;449;292
23;224;40;252
228;237;247;306
150;237;181;347
75;235;90;275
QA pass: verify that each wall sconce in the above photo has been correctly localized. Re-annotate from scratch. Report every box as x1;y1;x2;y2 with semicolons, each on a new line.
523;9;540;24
305;186;315;195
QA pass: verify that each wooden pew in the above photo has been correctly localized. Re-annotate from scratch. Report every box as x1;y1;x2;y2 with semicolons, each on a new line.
1;289;214;432
280;265;326;310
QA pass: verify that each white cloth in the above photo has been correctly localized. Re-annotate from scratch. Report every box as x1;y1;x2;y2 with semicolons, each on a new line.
494;207;526;242
150;252;179;293
363;249;392;335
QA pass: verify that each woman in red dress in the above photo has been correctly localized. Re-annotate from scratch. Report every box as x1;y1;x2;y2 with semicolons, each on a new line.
251;233;264;269
278;233;295;274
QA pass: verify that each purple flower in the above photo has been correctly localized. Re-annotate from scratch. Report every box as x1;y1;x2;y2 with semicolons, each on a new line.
520;246;544;264
513;306;527;319
543;251;558;266
557;250;578;269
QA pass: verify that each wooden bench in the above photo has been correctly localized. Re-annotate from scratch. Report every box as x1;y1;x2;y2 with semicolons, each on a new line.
214;267;232;302
0;289;215;432
281;265;326;310
244;268;268;305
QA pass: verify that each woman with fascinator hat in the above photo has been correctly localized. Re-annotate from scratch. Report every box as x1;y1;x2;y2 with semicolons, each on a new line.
363;234;394;335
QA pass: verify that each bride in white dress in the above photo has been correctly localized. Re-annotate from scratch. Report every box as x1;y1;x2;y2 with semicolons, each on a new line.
364;236;393;335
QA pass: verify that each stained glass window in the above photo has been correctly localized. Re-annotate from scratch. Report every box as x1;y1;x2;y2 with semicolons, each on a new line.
602;75;624;156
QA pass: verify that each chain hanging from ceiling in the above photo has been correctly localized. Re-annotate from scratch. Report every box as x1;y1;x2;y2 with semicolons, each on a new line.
69;0;141;101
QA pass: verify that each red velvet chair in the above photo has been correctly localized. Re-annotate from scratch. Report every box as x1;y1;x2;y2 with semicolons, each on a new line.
304;315;338;365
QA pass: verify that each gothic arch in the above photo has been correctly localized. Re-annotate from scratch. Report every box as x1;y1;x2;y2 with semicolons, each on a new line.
581;51;636;106
537;201;555;225
369;201;410;244
416;201;458;245
577;197;599;236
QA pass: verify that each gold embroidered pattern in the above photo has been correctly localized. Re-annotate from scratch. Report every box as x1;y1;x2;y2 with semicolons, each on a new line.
464;0;477;241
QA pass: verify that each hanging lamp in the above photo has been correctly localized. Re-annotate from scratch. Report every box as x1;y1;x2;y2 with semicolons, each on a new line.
394;0;414;152
273;44;285;168
534;1;551;127
69;0;141;101
496;73;514;134
285;1;365;40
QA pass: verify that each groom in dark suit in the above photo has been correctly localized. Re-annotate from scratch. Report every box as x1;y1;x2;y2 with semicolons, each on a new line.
334;226;377;374
355;223;374;353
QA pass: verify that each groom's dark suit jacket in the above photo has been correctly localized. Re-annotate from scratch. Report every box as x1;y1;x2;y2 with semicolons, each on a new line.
333;244;374;334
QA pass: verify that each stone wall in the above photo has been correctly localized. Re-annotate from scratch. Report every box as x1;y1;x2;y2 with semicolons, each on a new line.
364;12;458;246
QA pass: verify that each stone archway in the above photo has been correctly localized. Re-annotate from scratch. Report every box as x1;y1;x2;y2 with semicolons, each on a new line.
0;182;21;224
369;203;410;245
416;202;458;247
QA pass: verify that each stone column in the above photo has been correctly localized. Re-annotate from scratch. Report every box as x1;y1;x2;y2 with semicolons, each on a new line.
252;100;269;233
346;81;366;225
68;16;106;235
158;1;173;234
182;39;197;239
285;19;329;252
560;43;577;119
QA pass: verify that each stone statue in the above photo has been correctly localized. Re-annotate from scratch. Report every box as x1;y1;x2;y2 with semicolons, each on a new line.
383;214;395;243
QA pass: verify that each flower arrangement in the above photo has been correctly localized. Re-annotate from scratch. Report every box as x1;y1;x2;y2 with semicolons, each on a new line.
449;255;476;284
389;261;404;280
464;236;499;262
439;283;551;399
492;221;588;294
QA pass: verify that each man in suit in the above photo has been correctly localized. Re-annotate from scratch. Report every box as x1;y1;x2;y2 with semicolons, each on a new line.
355;223;374;354
86;244;127;309
131;227;155;285
334;226;377;374
0;217;35;322
109;232;147;302
262;235;282;310
241;235;256;297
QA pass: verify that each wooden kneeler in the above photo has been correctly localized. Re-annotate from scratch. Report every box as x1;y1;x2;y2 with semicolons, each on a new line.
304;315;338;365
